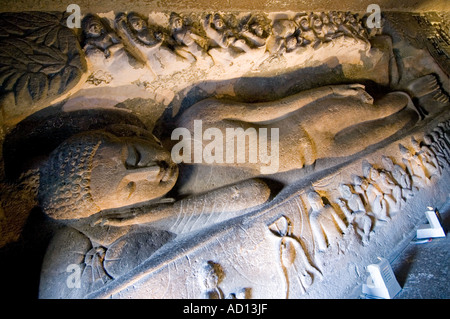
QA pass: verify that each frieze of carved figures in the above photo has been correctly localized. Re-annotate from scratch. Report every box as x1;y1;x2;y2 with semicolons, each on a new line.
78;10;372;80
0;11;87;125
256;121;450;297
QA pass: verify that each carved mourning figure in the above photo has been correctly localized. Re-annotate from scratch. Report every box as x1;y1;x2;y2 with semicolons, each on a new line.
310;13;328;46
320;12;343;40
268;15;302;54
169;12;209;63
337;184;372;245
298;15;316;46
198;261;225;299
82;14;123;59
238;15;270;49
115;12;191;75
81;14;148;84
306;191;347;252
411;137;441;179
203;13;254;64
381;155;416;199
268;216;322;296
362;161;403;214
399;143;430;188
352;174;389;222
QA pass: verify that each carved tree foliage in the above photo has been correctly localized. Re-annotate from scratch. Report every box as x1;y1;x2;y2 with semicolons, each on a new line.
0;12;86;114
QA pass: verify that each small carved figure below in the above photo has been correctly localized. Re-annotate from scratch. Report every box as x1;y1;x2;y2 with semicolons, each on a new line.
198;261;225;299
381;156;416;199
269;215;322;296
363;161;400;218
337;184;372;245
306;191;347;252
399;144;429;188
353;175;389;222
411;137;441;179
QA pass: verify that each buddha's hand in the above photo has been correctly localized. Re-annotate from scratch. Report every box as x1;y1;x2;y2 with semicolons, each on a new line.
91;211;138;227
330;84;374;104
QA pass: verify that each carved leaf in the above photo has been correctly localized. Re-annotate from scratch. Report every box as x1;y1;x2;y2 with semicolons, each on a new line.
0;11;86;113
28;72;48;101
14;73;31;102
2;71;24;91
40;64;65;75
44;26;59;47
59;66;79;94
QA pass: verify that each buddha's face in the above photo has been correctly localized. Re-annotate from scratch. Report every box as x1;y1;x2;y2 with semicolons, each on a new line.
89;136;178;211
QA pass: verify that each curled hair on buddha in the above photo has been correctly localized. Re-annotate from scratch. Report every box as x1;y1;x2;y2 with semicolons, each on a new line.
38;130;119;220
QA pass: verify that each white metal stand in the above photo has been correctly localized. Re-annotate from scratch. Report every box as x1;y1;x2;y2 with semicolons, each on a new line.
417;208;446;239
362;257;402;299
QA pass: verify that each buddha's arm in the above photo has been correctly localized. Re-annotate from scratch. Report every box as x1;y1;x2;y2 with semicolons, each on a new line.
101;178;272;233
189;84;371;124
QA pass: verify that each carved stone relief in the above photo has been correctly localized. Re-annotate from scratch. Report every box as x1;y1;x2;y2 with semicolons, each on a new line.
0;7;448;299
0;11;87;127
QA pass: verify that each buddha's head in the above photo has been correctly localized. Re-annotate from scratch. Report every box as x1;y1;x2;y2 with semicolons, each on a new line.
39;127;178;220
